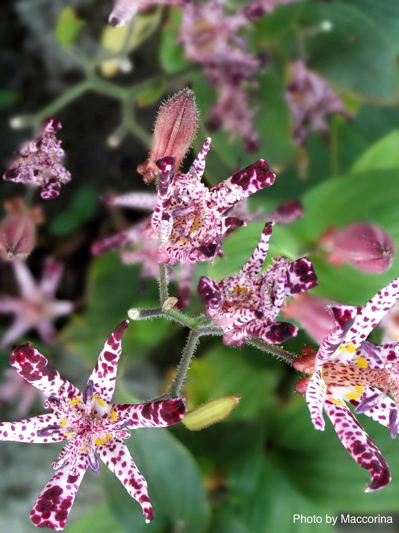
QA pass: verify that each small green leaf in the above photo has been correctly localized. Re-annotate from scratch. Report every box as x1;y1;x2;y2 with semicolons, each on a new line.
55;7;85;49
50;184;97;236
160;10;189;73
350;130;399;173
68;505;123;533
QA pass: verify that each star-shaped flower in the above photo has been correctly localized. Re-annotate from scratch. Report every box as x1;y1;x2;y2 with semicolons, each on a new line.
298;278;399;491
0;258;75;347
198;222;317;346
3;119;71;199
151;138;277;265
0;321;186;530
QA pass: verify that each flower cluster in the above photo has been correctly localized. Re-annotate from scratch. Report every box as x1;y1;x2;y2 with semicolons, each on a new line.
3;119;71;199
199;222;317;346
0;321;185;530
296;279;399;490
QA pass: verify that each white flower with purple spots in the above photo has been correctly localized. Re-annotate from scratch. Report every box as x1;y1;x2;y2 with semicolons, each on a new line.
198;222;317;346
303;278;399;492
151;138;277;265
0;321;186;530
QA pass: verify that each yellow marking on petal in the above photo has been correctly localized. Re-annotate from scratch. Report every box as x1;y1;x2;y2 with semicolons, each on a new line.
190;219;200;232
60;418;68;427
64;432;73;437
95;437;107;445
110;409;118;422
69;397;82;406
181;238;189;244
328;397;345;406
321;381;327;391
81;446;87;451
105;434;113;441
346;392;360;400
338;343;357;353
93;395;106;407
233;286;248;295
355;386;364;395
355;357;368;369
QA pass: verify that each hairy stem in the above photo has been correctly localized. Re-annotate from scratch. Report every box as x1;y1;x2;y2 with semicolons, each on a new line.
168;329;201;398
246;338;297;365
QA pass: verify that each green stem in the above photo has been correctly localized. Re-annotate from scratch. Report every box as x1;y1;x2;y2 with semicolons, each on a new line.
159;264;169;304
246;338;296;365
168;329;201;398
330;115;340;177
35;81;91;123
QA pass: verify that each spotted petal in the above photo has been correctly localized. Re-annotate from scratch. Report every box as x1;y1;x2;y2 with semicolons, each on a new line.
240;222;273;277
348;277;399;347
305;370;326;430
97;438;153;522
10;343;79;400
111;398;186;430
30;458;88;531
87;320;129;403
242;320;297;345
0;413;65;443
324;398;391;491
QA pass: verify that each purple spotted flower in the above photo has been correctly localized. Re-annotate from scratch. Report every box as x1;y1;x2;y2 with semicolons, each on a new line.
0;321;186;530
108;0;186;27
0;258;74;347
3;119;71;200
198;222;317;346
301;278;399;491
150;138;277;265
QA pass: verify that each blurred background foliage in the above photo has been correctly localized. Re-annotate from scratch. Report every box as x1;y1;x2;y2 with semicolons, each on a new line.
1;0;399;531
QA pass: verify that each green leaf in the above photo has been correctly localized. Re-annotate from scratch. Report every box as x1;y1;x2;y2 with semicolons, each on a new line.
103;428;210;533
209;508;250;533
68;505;123;533
350;130;399;173
50;184;98;236
0;89;17;108
299;3;398;102
55;7;85;49
159;10;189;73
255;1;305;43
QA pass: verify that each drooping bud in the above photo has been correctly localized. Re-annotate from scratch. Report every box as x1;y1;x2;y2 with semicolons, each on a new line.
182;396;240;431
292;346;317;374
283;293;336;343
267;199;304;225
137;89;199;183
0;211;36;261
108;0;139;27
321;222;395;273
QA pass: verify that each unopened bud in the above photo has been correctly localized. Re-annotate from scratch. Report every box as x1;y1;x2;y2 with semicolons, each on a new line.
292;346;317;374
268;199;304;225
137;88;199;183
108;0;139;27
0;211;35;261
321;222;395;273
294;376;311;394
182;396;240;431
162;297;178;311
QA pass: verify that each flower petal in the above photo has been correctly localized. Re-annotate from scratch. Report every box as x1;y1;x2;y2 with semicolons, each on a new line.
198;276;221;310
305;370;326;430
111;398;186;429
285;257;318;295
240;222;273;277
0;413;65;443
243;320;298;345
39;258;64;297
30;458;88;531
97;438;153;522
316;305;358;367
348;277;399;347
10;343;80;400
87;320;129;403
324;398;391;491
189;137;211;178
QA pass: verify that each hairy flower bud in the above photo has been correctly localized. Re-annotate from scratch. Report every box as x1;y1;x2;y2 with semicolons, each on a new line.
137;88;199;183
0;212;35;261
182;396;240;431
321;222;395;273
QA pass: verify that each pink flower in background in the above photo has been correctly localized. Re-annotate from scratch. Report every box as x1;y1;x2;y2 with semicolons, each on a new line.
244;0;300;20
151;138;277;264
198;222;317;346
0;258;74;347
0;211;36;261
0;369;44;419
0;321;186;530
108;0;187;27
320;222;395;274
297;278;399;491
3;119;71;199
285;61;351;146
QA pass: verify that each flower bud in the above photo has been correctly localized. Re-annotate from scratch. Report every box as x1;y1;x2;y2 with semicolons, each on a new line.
283;293;336;343
137;88;199;183
182;396;240;431
108;0;139;27
0;211;35;261
268;199;304;225
321;222;395;273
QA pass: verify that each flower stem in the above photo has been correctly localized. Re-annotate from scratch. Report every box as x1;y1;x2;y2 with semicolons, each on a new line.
159;264;169;304
246;338;297;365
168;329;201;398
35;80;91;123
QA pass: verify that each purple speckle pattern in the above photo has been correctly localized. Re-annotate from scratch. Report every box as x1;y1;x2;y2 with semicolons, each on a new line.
198;222;317;346
303;278;399;492
0;321;186;530
3;118;71;199
150;138;277;265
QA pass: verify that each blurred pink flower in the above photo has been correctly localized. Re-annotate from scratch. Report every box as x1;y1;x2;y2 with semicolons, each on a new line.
0;368;44;419
0;211;35;261
321;222;395;273
108;0;187;26
0;258;74;347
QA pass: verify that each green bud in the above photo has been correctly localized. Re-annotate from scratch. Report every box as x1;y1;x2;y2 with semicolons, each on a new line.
183;396;240;431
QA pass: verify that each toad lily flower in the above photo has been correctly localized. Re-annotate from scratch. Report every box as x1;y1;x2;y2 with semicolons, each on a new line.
198;222;317;346
300;278;399;491
0;321;186;530
151;138;277;265
0;258;74;347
